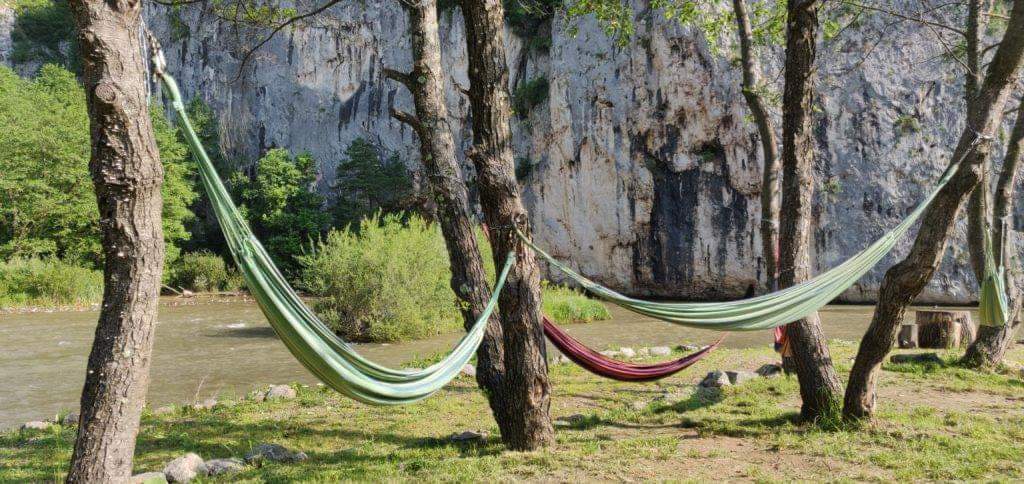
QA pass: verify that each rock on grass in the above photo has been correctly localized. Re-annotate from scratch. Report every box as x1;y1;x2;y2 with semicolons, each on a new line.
245;443;308;466
205;458;245;476
130;472;168;484
163;453;206;483
265;385;297;401
20;421;51;431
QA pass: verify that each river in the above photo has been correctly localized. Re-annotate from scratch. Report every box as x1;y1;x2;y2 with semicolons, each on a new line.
0;298;938;430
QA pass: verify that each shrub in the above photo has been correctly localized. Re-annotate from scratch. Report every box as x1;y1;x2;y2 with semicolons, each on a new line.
542;281;611;324
0;258;102;308
300;213;459;342
300;213;610;342
512;76;549;118
168;251;243;293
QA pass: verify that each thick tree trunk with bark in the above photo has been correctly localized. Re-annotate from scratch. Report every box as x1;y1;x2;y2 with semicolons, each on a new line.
383;0;512;430
776;0;844;422
962;94;1024;368
65;0;166;481
458;0;554;450
844;0;1024;420
733;0;781;291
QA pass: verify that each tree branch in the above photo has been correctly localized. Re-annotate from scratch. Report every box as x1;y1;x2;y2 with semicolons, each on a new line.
383;68;415;90
839;0;966;37
231;0;344;83
389;107;423;135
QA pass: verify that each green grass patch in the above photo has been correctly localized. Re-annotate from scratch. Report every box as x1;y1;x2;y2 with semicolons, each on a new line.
2;343;1023;481
542;281;611;323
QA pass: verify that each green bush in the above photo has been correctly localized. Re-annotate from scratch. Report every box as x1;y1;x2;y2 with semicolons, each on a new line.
299;213;609;342
168;251;243;293
0;258;102;308
512;76;549;118
300;213;459;342
542;281;611;324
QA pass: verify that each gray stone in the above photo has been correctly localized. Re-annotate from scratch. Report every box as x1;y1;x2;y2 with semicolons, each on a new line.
700;371;731;388
153;405;176;415
245;443;308;466
756;364;783;378
60;412;78;426
630;400;647;411
163;453;206;483
619;347;637;358
554;413;587;427
448;430;487;442
890;353;944;365
460;364;477;378
192;398;217;410
649;346;672;356
265;385;297;401
130;472;169;484
20;421;51;431
677;344;699;352
205;458;245;476
551;354;571;365
726;370;758;385
599;350;621;358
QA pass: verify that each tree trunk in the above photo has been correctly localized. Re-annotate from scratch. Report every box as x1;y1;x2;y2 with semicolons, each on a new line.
966;0;991;284
844;1;1024;420
733;0;781;291
915;310;973;348
962;94;1024;368
383;0;513;433
458;0;554;450
65;0;166;481
776;0;844;422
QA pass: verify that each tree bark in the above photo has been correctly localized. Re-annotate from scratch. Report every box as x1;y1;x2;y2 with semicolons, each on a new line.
777;0;844;422
65;0;166;481
966;0;991;284
844;0;1024;420
384;0;513;433
733;0;781;291
458;0;554;450
962;94;1024;368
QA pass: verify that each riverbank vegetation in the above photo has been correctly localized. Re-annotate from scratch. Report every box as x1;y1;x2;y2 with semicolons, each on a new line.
301;213;609;342
4;342;1022;481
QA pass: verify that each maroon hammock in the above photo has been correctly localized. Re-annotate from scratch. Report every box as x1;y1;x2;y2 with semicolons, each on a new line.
543;316;722;382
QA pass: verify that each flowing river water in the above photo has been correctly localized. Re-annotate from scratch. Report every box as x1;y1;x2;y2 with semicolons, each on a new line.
0;298;946;430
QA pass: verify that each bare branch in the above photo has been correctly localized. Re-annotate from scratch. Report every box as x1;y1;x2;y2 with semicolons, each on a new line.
383;68;415;90
390;107;423;134
451;76;470;98
231;0;344;83
839;0;966;37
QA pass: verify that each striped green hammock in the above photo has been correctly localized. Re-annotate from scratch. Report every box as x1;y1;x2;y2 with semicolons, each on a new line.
519;158;1011;330
153;57;514;405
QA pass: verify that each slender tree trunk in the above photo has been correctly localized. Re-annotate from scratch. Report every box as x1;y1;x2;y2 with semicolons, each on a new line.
458;0;554;450
962;94;1024;368
966;0;991;284
733;0;781;291
383;0;513;430
844;0;1024;420
776;0;844;422
65;0;166;481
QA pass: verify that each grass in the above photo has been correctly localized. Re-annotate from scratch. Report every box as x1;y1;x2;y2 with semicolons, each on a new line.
3;342;1022;481
542;282;611;324
0;258;102;309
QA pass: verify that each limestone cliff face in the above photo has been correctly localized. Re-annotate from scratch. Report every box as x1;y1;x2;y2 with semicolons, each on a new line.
2;1;1015;303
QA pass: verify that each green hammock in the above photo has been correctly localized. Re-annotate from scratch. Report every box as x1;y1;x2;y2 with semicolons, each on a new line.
152;53;514;405
519;155;1011;330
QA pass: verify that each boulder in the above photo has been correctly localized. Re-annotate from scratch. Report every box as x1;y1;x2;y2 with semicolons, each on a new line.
60;412;78;427
700;371;731;388
265;385;297;401
20;421;51;431
205;458;245;476
130;472;169;484
677;344;699;352
192;398;217;410
726;370;758;385
448;430;488;442
460;364;477;378
163;453;206;483
890;353;944;365
649;346;672;356
619;347;637;358
245;443;308;466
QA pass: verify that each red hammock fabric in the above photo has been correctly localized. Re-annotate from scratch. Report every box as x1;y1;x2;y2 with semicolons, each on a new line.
543;316;721;382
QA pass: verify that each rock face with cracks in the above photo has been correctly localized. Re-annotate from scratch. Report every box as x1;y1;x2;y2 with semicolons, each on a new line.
2;0;1018;303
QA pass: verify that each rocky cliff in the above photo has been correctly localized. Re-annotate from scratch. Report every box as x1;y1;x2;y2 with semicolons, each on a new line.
2;1;1017;303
